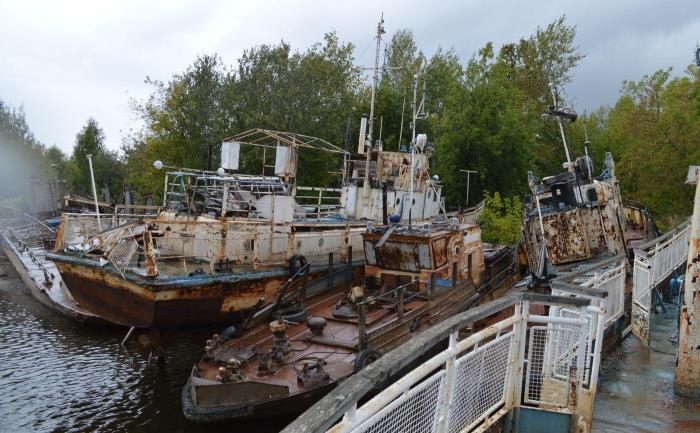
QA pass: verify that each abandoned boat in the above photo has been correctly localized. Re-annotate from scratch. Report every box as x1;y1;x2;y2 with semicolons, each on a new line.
182;217;522;422
46;127;447;328
521;97;658;352
1;217;109;324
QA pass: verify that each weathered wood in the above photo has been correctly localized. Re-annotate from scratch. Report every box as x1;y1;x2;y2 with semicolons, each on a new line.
550;280;609;298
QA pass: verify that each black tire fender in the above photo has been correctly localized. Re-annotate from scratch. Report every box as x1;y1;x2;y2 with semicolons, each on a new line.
289;254;309;276
354;348;382;372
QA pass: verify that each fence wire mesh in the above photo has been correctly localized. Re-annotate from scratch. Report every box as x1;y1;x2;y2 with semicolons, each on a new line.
448;333;513;433
353;370;445;433
107;230;138;274
525;325;579;408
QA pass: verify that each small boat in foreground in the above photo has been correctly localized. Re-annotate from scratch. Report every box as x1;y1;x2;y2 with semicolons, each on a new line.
182;218;521;422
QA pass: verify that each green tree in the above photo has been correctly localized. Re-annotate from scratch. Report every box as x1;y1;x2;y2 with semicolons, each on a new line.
599;67;700;227
67;118;124;202
434;43;538;207
127;33;361;198
498;16;585;176
0;98;62;201
478;191;524;245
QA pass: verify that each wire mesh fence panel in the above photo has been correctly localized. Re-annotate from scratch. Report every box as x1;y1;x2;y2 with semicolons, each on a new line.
525;325;580;408
598;265;626;326
632;260;651;310
108;231;138;275
448;332;514;433
524;327;547;405
353;370;445;433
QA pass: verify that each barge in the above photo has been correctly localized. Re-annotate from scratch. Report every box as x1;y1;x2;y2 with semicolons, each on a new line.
182;217;521;422
47;127;448;328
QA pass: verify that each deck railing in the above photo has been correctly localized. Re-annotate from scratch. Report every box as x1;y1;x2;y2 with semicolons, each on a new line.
631;220;690;343
282;287;608;433
295;186;344;219
551;255;627;330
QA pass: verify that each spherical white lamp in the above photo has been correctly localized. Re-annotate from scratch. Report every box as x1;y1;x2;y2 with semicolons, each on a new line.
153;160;164;170
217;167;226;177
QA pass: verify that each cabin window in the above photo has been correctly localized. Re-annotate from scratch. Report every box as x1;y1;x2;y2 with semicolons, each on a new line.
586;188;598;203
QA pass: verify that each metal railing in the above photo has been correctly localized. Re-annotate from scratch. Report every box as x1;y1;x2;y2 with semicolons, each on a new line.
54;212;365;277
295;186;344;219
551;255;627;329
631;220;690;343
55;212;155;250
282;289;607;433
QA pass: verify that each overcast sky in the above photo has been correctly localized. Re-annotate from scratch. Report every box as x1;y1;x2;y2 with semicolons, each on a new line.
1;0;699;154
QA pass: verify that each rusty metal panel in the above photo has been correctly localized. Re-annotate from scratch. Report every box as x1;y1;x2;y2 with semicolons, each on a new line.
542;209;591;264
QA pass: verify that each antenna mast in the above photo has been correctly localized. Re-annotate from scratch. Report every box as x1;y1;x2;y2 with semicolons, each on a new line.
408;73;427;226
582;120;593;177
363;15;385;197
549;84;573;172
366;15;384;149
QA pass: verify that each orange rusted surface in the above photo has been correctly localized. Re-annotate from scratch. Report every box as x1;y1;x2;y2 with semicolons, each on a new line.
184;221;519;422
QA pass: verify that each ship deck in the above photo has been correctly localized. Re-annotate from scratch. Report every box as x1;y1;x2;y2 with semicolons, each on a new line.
1;232;108;324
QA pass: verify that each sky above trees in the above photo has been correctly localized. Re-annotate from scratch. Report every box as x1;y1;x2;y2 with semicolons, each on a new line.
2;0;700;152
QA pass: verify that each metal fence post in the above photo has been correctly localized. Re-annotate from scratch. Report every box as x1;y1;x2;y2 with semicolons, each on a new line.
436;331;458;433
504;301;523;410
327;252;333;290
346;246;353;289
513;301;529;407
358;302;367;351
572;305;591;431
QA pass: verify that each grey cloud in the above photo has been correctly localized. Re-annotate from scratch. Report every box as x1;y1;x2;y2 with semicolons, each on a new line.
1;0;698;153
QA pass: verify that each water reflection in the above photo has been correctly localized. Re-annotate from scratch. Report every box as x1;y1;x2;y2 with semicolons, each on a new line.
0;259;292;433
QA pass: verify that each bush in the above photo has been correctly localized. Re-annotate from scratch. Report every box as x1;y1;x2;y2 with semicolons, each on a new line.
478;191;523;245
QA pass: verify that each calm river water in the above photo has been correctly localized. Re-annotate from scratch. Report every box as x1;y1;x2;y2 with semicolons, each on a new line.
0;255;294;433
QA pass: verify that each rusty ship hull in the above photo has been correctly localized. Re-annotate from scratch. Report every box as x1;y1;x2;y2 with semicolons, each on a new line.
183;221;523;422
2;231;110;325
48;253;362;328
183;278;476;422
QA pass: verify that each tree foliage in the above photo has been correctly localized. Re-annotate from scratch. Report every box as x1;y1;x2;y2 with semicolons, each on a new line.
67;118;124;200
6;14;697;232
0;98;63;200
599;67;700;227
478;191;524;245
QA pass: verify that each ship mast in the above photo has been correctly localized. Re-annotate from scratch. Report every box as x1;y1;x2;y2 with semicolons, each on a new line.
363;15;385;197
582;120;593;177
549;85;573;172
409;74;427;226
